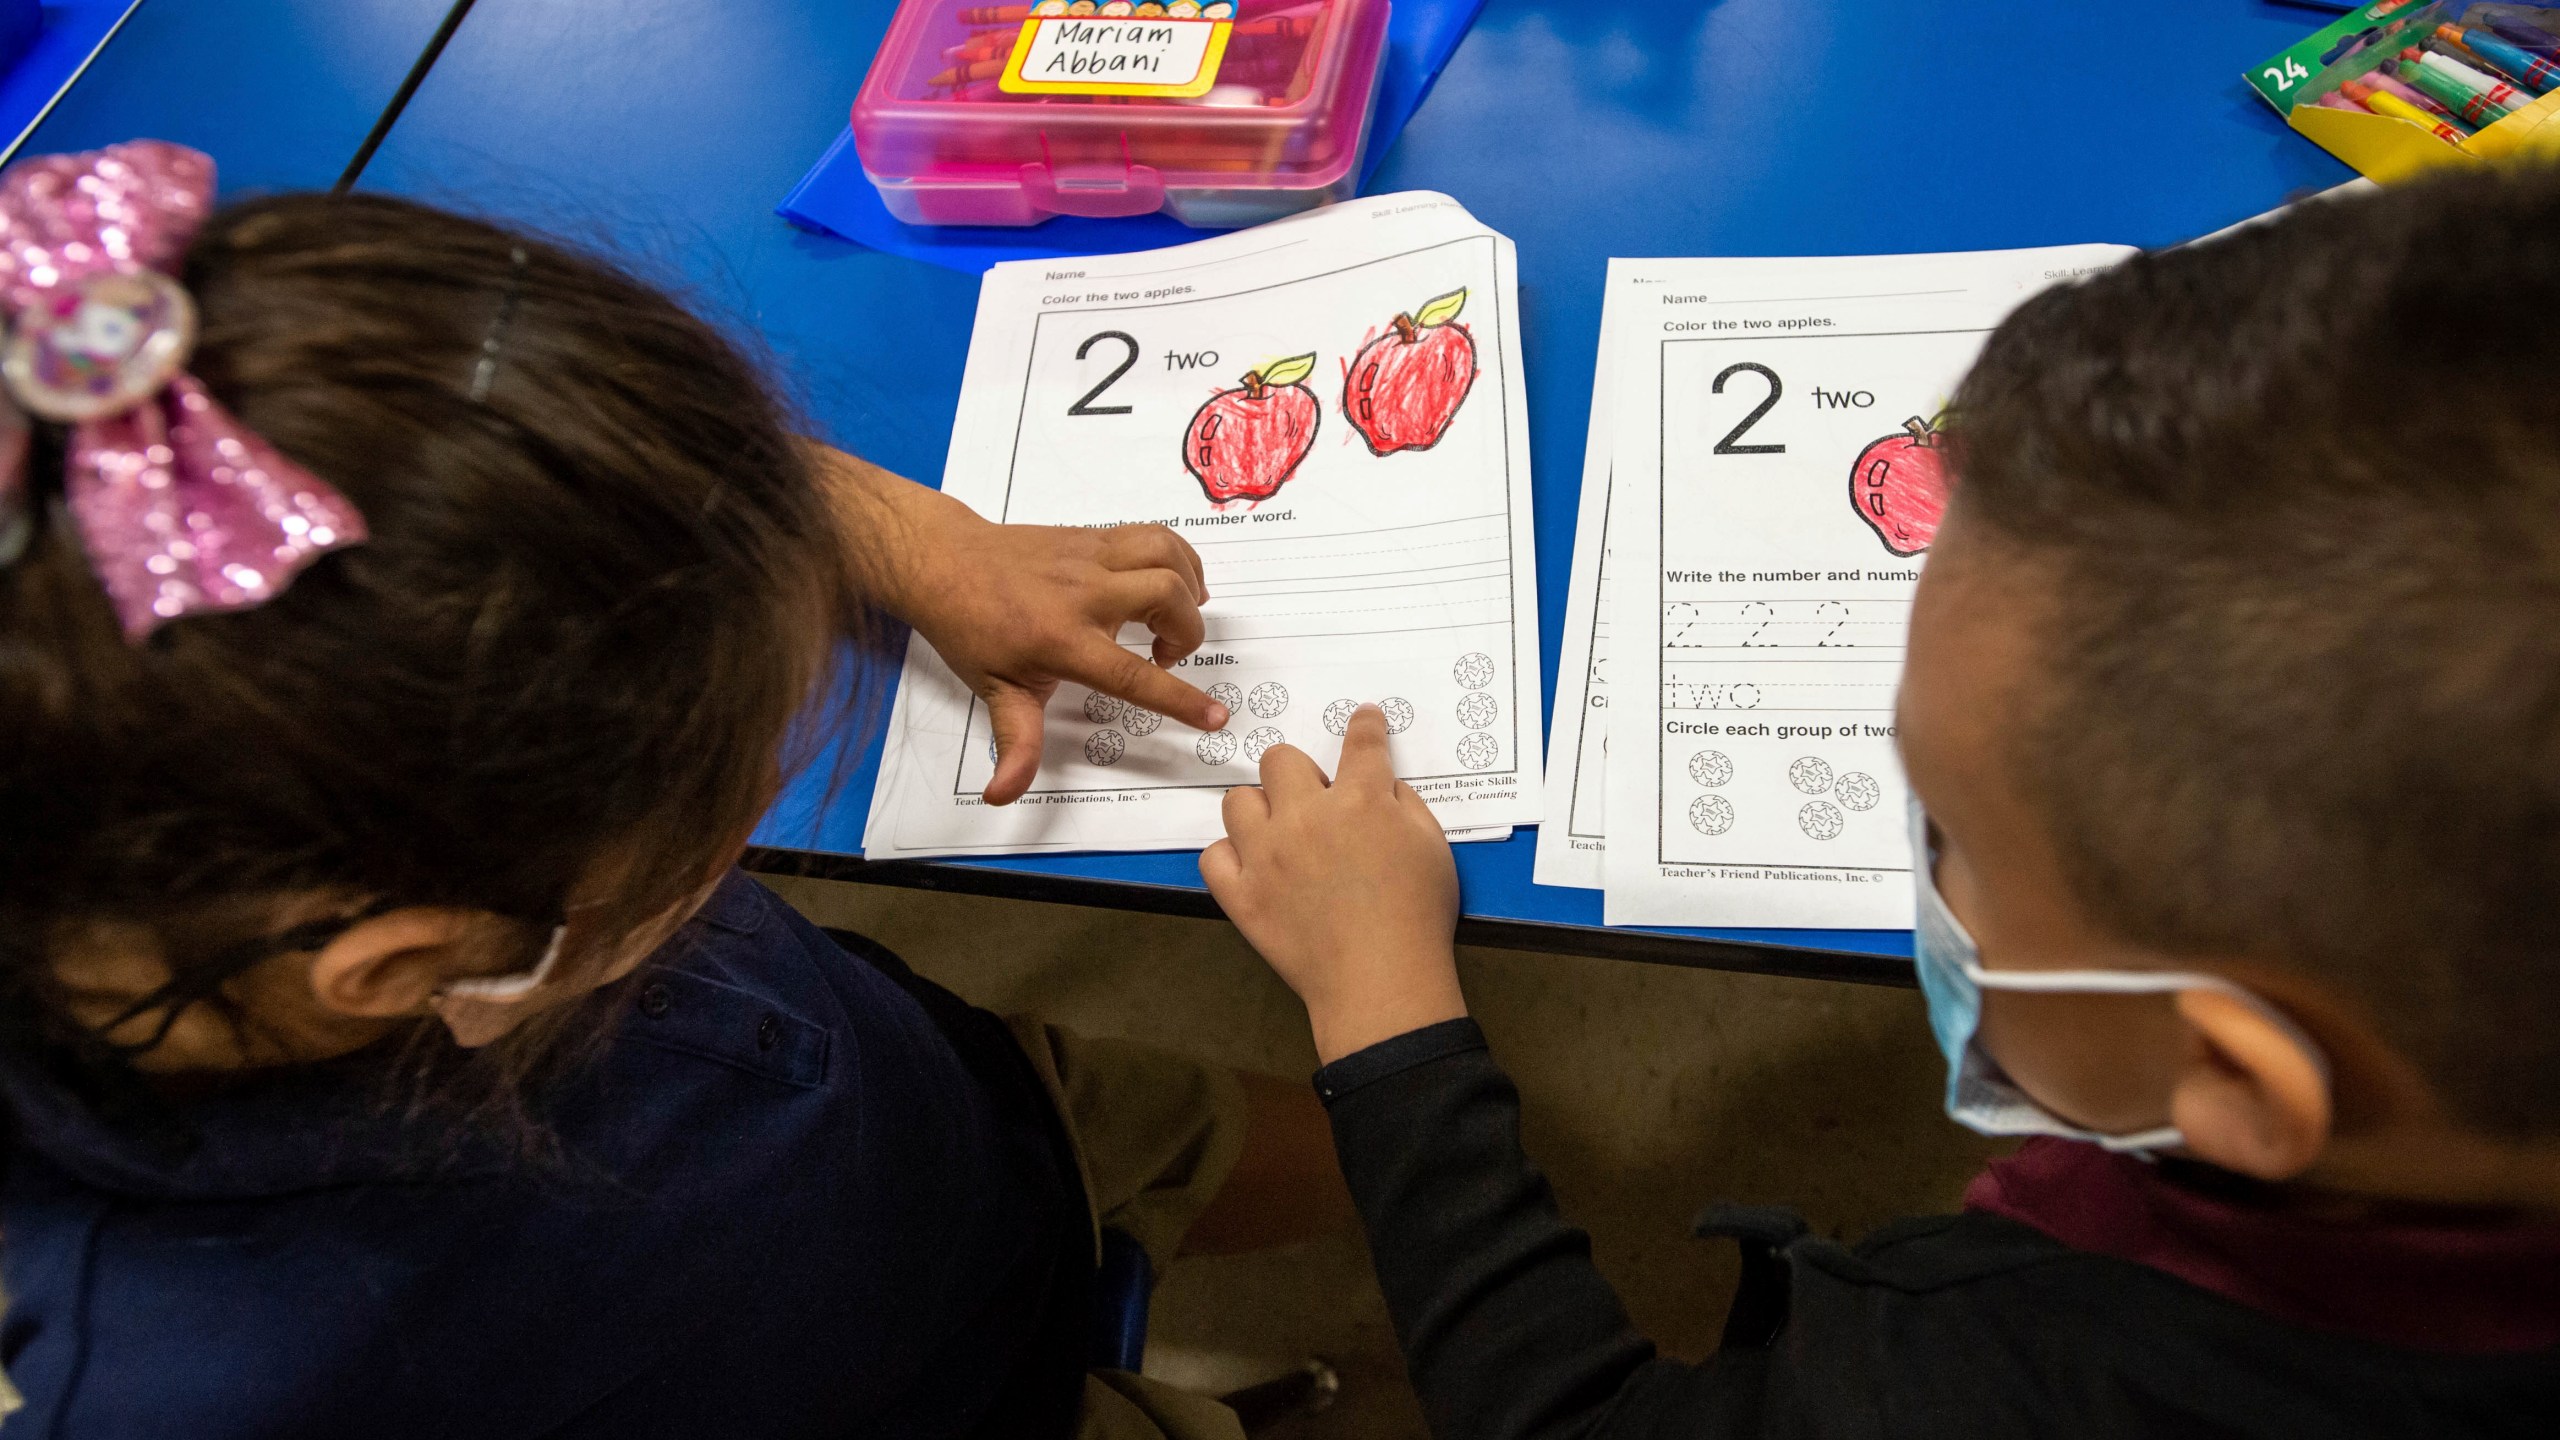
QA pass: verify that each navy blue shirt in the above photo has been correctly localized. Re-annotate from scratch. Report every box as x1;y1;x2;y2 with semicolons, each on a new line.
0;874;1091;1437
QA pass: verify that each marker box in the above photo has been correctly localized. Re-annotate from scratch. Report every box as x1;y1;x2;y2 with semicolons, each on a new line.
852;0;1390;228
2249;2;2560;180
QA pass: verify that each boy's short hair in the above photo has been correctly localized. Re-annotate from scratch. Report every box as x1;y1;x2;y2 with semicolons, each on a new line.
1948;165;2560;1140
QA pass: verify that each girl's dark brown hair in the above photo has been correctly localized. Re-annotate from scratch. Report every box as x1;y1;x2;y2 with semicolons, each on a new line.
0;192;878;1131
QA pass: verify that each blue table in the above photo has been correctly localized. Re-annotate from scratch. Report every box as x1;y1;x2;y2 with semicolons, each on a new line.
14;0;462;189
52;0;2357;982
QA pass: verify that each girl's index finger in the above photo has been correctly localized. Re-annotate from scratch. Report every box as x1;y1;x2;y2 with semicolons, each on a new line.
1099;524;1208;603
1070;639;1227;731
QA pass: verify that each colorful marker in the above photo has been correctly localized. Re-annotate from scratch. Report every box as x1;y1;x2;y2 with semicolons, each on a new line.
2341;78;2471;142
2388;58;2513;125
2412;47;2534;113
2364;64;2461;121
2486;17;2560;63
2436;24;2560;93
2314;91;2367;113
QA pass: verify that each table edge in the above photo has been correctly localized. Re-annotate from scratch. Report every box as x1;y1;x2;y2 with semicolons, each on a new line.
743;845;1917;987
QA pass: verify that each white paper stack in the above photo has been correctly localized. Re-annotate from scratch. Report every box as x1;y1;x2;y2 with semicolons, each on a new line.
866;193;1543;859
1537;246;2135;928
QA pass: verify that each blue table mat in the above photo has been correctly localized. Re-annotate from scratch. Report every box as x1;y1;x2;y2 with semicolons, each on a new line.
777;0;1486;273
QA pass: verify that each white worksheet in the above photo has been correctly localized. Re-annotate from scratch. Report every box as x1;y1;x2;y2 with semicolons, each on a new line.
1602;246;2132;928
1531;266;1633;889
867;193;1542;858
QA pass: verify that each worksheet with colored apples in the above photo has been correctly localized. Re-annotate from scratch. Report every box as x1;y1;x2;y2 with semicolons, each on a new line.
866;192;1542;858
1602;246;2131;928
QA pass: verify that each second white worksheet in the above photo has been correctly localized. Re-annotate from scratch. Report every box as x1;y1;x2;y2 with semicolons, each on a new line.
1601;246;2132;928
868;193;1542;858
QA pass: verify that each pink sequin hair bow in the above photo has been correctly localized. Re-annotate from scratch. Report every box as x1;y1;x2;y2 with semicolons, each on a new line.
0;140;364;639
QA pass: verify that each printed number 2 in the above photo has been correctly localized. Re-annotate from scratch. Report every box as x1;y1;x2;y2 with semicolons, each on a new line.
1069;331;1139;416
1710;362;1785;455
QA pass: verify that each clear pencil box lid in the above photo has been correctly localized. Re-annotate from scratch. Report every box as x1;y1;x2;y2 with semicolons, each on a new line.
852;0;1391;228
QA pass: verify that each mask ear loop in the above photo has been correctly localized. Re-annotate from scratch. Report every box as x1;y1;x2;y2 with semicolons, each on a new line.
439;921;567;1004
94;898;401;1058
1966;964;2334;1087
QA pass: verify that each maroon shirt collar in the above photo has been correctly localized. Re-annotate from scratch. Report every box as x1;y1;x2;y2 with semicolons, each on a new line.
1965;1137;2560;1354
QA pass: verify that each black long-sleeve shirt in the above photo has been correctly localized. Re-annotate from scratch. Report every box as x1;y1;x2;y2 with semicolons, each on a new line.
1315;1019;2560;1440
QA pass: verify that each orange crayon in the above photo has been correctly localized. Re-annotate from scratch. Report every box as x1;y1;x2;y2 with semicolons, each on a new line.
942;33;1014;62
929;56;1008;86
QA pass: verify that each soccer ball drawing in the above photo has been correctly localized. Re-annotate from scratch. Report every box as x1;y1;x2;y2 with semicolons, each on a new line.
1836;771;1882;811
1690;795;1736;835
1799;800;1845;840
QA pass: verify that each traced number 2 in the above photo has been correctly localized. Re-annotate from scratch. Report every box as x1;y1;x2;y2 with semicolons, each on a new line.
1814;599;1852;647
1069;331;1139;416
1710;362;1785;455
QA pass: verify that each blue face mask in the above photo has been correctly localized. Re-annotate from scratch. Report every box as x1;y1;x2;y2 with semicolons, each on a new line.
1908;799;2323;1157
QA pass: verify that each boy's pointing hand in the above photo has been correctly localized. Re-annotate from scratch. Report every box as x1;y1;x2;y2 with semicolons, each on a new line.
1202;705;1465;1063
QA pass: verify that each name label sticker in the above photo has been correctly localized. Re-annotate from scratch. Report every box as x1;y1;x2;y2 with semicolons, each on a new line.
1001;17;1231;97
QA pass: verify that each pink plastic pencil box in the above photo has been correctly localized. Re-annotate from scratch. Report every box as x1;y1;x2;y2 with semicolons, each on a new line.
852;0;1390;227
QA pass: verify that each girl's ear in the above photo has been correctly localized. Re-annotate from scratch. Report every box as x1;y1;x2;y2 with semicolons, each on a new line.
2167;987;2333;1181
306;909;485;1019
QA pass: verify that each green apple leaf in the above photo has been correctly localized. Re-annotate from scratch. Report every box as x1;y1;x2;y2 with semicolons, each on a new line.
1413;288;1468;327
1256;352;1318;387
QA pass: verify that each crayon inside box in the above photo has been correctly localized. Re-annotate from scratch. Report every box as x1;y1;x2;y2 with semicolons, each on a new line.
853;0;1390;227
2250;1;2560;182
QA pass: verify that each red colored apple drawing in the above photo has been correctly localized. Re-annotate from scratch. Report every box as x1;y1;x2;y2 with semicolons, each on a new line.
1848;417;1950;557
1343;288;1478;456
1184;353;1320;506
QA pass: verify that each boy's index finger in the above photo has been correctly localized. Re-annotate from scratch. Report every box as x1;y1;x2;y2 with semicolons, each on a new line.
1336;704;1397;794
1257;741;1330;805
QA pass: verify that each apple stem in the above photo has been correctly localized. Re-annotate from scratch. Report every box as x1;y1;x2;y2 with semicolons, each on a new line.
1241;371;1266;400
1392;314;1419;344
1904;417;1935;445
